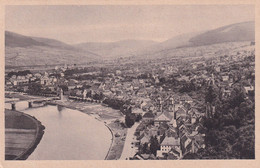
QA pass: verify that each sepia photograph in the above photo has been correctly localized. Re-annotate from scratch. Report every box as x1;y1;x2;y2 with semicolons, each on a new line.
3;4;255;161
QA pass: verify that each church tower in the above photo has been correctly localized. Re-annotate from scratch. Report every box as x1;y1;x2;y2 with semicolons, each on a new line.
169;97;175;113
157;97;163;115
59;88;64;101
211;73;215;85
83;89;87;99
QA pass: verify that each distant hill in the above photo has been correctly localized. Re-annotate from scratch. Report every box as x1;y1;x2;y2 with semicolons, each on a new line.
5;31;99;66
127;21;255;59
129;32;203;57
5;31;49;48
189;21;255;46
75;39;157;59
31;36;79;51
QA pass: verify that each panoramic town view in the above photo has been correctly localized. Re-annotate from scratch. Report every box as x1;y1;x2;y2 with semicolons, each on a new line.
5;5;255;160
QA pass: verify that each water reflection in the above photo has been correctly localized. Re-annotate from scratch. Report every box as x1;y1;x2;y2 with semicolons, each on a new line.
57;105;64;112
57;105;63;118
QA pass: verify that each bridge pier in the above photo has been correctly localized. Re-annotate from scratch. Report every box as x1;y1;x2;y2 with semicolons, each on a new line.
11;103;16;110
28;101;32;108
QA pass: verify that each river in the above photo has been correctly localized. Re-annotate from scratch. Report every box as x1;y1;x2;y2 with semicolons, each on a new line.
5;101;112;160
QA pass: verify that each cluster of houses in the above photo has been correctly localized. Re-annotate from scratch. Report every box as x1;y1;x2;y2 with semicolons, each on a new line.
133;95;205;160
6;71;61;93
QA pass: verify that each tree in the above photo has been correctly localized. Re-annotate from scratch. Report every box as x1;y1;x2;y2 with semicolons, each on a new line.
27;83;42;95
59;85;68;92
82;84;91;90
86;90;92;98
205;85;217;104
150;136;160;156
183;153;200;159
141;143;149;154
229;89;245;109
8;70;32;78
231;124;254;159
125;113;136;128
135;114;142;122
201;86;255;159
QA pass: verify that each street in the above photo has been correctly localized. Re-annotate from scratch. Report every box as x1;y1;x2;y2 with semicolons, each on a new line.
119;122;139;160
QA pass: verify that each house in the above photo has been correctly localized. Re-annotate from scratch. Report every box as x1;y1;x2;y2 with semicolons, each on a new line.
139;134;150;145
165;126;178;138
222;88;232;97
142;112;155;122
160;137;180;153
175;107;188;120
157;136;181;158
180;94;193;104
140;100;153;111
183;132;205;155
167;149;181;159
222;75;229;82
174;103;183;111
169;117;177;127
67;79;78;89
177;75;190;82
132;153;156;160
40;76;50;85
132;108;145;116
34;73;42;79
6;81;12;86
215;66;221;72
116;70;122;75
179;124;191;137
157;123;169;136
146;127;159;137
244;85;254;95
154;112;173;127
188;108;201;124
180;134;192;154
192;64;197;69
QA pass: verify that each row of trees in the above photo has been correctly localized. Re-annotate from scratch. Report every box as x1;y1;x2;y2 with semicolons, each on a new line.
7;70;32;78
26;83;57;95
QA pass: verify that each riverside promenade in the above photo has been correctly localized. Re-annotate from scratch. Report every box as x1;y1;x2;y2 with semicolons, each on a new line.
119;123;139;160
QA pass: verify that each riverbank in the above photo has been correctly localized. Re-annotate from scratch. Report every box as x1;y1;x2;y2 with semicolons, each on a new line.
49;99;127;160
5;109;45;160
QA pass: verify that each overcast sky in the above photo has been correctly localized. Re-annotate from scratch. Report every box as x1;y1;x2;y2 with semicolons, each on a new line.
5;5;254;44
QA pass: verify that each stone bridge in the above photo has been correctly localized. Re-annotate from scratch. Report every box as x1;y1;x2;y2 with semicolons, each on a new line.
5;97;59;110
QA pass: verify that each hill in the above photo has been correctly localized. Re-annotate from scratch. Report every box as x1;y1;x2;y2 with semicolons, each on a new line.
189;21;255;46
75;39;157;59
127;21;255;59
5;31;49;48
5;31;99;67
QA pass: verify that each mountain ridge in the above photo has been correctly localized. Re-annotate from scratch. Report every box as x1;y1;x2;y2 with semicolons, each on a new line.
5;31;100;66
5;21;255;66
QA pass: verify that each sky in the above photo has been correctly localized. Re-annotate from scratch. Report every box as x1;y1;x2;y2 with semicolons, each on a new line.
5;5;254;44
